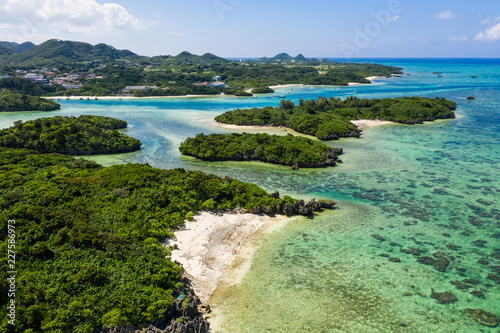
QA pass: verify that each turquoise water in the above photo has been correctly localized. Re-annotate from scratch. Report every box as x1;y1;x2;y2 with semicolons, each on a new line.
1;59;499;332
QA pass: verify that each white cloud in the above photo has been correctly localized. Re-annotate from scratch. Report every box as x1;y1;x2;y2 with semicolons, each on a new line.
389;15;400;22
435;11;455;20
475;22;500;41
480;16;500;26
448;36;469;42
0;0;149;42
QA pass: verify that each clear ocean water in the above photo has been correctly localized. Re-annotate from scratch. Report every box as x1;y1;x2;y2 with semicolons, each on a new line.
1;59;499;332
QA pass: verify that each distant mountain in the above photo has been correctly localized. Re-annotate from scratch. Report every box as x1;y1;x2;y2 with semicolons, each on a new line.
251;53;331;64
0;41;35;53
0;39;139;67
154;51;231;65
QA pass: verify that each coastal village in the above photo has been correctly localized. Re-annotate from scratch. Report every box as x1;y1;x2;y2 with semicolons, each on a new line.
1;64;226;96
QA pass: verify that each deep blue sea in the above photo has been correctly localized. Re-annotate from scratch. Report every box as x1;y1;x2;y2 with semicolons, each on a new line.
1;59;498;332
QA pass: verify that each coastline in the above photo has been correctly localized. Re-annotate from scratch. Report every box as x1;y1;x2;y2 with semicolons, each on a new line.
166;212;291;304
44;94;227;100
45;77;399;101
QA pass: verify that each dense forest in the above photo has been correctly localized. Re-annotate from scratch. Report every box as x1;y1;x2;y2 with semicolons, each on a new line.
180;133;343;168
215;96;457;140
0;93;60;112
251;86;274;94
0;147;334;332
0;115;141;155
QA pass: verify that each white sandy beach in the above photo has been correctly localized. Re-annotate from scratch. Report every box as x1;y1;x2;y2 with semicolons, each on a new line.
166;212;289;304
268;83;304;89
350;119;394;128
44;94;226;101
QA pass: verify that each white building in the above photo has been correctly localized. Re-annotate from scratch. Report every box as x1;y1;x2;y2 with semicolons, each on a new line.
208;82;226;88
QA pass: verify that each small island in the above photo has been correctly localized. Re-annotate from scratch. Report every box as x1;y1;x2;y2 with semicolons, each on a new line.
179;132;343;169
0;115;142;155
215;96;457;140
251;86;275;94
234;90;253;97
0;92;61;112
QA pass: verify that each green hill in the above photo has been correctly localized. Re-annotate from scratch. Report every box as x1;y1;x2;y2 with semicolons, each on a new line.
251;53;329;64
155;51;231;65
1;39;139;66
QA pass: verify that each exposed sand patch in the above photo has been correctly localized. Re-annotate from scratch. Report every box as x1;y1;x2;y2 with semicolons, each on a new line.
350;119;394;128
166;212;289;303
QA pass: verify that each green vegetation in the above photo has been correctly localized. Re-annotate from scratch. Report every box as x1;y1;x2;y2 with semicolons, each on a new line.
0;39;403;97
0;41;35;54
180;133;343;168
234;90;253;97
0;147;306;332
215;96;457;140
251;86;274;94
0;93;60;112
0;115;141;155
0;39;138;67
0;78;66;96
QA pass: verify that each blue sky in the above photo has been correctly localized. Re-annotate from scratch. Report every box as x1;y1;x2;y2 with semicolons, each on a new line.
0;0;499;57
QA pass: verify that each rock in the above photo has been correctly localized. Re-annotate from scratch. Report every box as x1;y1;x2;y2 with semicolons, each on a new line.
431;291;458;304
451;281;471;289
433;257;450;272
487;274;500;284
417;256;435;265
371;234;386;242
282;204;294;216
466;308;498;327
478;258;490;265
400;248;424;256
469;290;486;299
463;279;480;285
389;257;401;263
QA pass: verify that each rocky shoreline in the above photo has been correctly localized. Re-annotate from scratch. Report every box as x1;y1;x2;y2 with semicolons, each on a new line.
248;195;336;216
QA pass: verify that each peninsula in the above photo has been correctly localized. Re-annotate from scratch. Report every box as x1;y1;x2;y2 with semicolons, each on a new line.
0;146;335;332
180;133;343;169
215;96;457;140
